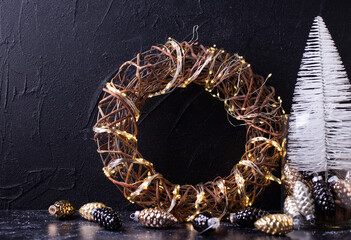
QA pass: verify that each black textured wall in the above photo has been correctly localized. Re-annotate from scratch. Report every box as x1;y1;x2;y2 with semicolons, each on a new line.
1;0;351;211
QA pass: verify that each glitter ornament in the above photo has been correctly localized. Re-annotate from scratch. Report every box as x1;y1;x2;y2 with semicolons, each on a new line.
283;196;303;228
311;176;335;215
191;212;220;234
254;214;294;235
92;207;122;230
229;207;269;227
284;196;300;218
293;181;315;222
130;208;178;228
282;164;312;196
79;202;106;221
329;176;351;209
48;200;75;220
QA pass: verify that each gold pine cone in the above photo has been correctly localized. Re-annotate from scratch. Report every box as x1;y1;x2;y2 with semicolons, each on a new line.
282;163;312;196
79;202;106;221
254;214;294;236
48;200;75;220
133;208;178;228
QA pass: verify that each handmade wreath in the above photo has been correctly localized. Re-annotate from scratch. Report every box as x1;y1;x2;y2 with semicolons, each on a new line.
93;39;287;222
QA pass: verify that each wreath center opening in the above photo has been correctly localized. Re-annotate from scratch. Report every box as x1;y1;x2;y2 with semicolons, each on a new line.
137;84;247;185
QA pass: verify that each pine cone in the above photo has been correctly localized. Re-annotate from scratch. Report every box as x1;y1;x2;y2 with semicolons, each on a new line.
191;212;220;234
48;200;75;220
329;176;351;209
312;176;335;215
92;207;122;230
229;207;269;227
79;202;106;221
254;214;294;235
282;163;302;196
284;196;303;228
132;208;177;228
284;196;300;218
293;181;315;222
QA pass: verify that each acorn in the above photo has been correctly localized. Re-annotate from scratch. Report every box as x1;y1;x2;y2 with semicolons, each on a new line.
229;207;269;227
92;207;122;230
48;200;75;220
191;212;220;234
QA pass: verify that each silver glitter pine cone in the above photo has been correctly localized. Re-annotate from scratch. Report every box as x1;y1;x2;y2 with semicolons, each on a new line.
293;180;315;222
284;195;303;228
284;196;300;218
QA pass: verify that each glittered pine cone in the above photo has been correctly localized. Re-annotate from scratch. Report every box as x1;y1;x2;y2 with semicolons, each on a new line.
254;214;294;236
191;212;220;234
329;176;351;210
230;207;269;227
293;180;315;222
131;208;178;228
48;200;75;220
79;202;106;221
311;176;335;216
282;163;312;196
92;207;122;230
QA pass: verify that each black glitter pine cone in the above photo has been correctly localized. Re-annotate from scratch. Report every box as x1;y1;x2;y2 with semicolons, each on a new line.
312;176;335;216
230;207;269;227
92;207;122;230
191;212;220;234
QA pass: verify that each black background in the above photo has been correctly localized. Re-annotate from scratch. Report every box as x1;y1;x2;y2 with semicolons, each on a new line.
0;0;350;212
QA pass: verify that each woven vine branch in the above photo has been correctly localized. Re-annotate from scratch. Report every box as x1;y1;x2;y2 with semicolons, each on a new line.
93;39;287;222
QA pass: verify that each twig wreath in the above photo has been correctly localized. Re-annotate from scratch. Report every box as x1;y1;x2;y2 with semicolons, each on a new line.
93;38;287;222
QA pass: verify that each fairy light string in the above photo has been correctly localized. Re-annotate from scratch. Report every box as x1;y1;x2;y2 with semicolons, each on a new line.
94;38;287;222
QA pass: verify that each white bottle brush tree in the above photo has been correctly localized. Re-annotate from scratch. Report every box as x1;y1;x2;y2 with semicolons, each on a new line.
287;16;351;174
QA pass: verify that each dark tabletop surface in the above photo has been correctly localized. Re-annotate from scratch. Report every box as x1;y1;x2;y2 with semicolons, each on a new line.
1;210;351;240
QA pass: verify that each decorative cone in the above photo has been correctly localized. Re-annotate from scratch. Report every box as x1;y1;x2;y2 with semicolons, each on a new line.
311;176;335;215
79;202;106;221
282;164;305;196
92;207;122;230
293;181;315;222
329;176;351;209
254;214;294;236
191;212;220;234
131;208;178;228
284;196;303;228
48;200;75;220
229;207;269;227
